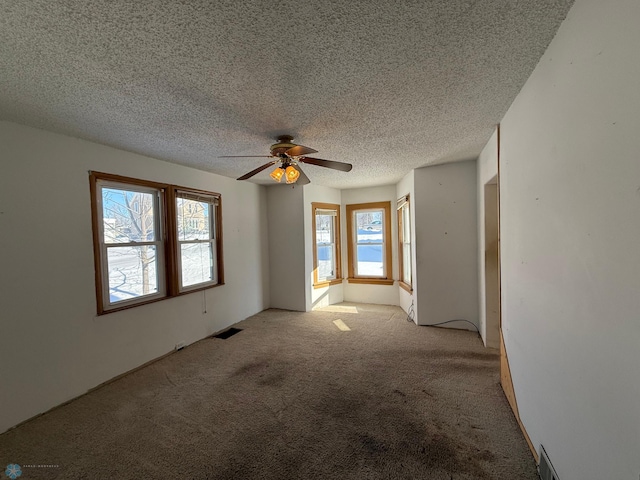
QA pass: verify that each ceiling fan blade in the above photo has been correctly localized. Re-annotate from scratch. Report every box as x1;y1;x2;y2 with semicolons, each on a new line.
299;157;353;172
285;145;318;156
295;165;311;185
237;160;278;180
219;155;273;158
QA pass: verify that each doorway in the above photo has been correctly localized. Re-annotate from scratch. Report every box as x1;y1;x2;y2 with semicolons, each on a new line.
484;177;500;348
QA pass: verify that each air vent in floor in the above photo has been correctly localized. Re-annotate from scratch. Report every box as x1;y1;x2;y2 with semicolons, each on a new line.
538;445;560;480
212;327;243;339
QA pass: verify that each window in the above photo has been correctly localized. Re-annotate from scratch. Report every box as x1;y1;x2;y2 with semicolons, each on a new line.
175;191;220;292
397;195;412;292
312;203;342;287
90;172;224;314
346;201;393;285
95;181;166;309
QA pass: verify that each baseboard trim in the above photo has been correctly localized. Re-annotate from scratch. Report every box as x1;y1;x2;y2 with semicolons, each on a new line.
500;329;539;463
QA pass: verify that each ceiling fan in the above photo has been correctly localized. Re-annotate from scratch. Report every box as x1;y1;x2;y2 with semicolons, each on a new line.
220;135;353;185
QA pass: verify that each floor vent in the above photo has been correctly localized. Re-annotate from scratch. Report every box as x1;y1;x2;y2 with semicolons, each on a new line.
212;327;243;340
538;445;560;480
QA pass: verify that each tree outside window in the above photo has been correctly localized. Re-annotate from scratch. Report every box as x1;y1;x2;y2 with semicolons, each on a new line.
90;172;224;314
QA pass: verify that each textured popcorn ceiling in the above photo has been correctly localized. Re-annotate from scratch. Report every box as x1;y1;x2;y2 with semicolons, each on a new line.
0;0;573;188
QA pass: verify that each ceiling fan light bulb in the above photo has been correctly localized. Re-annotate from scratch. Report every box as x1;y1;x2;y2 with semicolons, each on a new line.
285;165;300;184
270;167;285;182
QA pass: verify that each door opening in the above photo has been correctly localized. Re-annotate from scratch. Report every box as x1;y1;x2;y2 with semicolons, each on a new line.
484;177;500;347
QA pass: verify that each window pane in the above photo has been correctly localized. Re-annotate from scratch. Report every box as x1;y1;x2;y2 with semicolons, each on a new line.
356;244;383;276
401;203;411;285
181;242;214;287
356;210;383;243
177;199;211;241
316;214;334;244
402;246;411;285
107;246;158;303
102;188;157;243
317;245;335;281
403;205;411;239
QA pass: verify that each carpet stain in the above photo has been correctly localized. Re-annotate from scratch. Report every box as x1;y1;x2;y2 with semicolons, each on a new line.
476;449;496;462
257;371;286;387
232;358;289;388
359;434;389;454
0;306;539;480
421;433;460;470
442;350;498;361
232;359;270;376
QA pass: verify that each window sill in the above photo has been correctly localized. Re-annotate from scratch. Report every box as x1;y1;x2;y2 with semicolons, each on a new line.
176;281;225;296
98;295;168;316
347;277;395;286
399;281;413;293
313;278;343;289
98;282;225;315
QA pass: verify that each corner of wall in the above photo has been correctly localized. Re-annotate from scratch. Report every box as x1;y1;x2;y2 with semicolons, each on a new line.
413;161;479;330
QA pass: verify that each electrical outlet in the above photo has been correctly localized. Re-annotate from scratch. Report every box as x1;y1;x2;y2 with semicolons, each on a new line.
175;341;185;351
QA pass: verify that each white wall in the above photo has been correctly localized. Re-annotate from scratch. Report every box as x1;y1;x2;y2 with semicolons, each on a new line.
498;1;640;478
341;185;400;306
266;184;306;311
0;121;270;433
396;170;417;321
414;161;478;329
303;184;343;311
477;129;499;347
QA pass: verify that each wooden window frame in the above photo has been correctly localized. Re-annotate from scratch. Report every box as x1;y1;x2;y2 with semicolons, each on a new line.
346;201;394;285
397;194;412;293
171;186;224;295
91;176;167;313
90;172;224;315
312;202;342;288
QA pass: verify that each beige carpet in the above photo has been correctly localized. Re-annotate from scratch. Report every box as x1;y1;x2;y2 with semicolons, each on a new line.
0;304;538;479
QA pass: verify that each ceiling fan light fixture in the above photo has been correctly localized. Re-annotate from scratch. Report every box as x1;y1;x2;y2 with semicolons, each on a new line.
270;166;285;182
285;165;300;184
229;135;353;184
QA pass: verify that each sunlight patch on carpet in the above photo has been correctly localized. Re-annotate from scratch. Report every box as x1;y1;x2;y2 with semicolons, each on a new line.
321;305;359;313
333;319;351;331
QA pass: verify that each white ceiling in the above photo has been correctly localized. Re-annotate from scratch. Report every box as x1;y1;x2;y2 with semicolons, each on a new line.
0;0;573;189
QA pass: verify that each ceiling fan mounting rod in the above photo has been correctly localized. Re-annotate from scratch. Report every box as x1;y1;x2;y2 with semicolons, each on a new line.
270;137;297;155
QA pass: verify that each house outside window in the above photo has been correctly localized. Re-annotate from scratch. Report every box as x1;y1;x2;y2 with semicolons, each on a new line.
176;191;220;291
90;172;224;314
